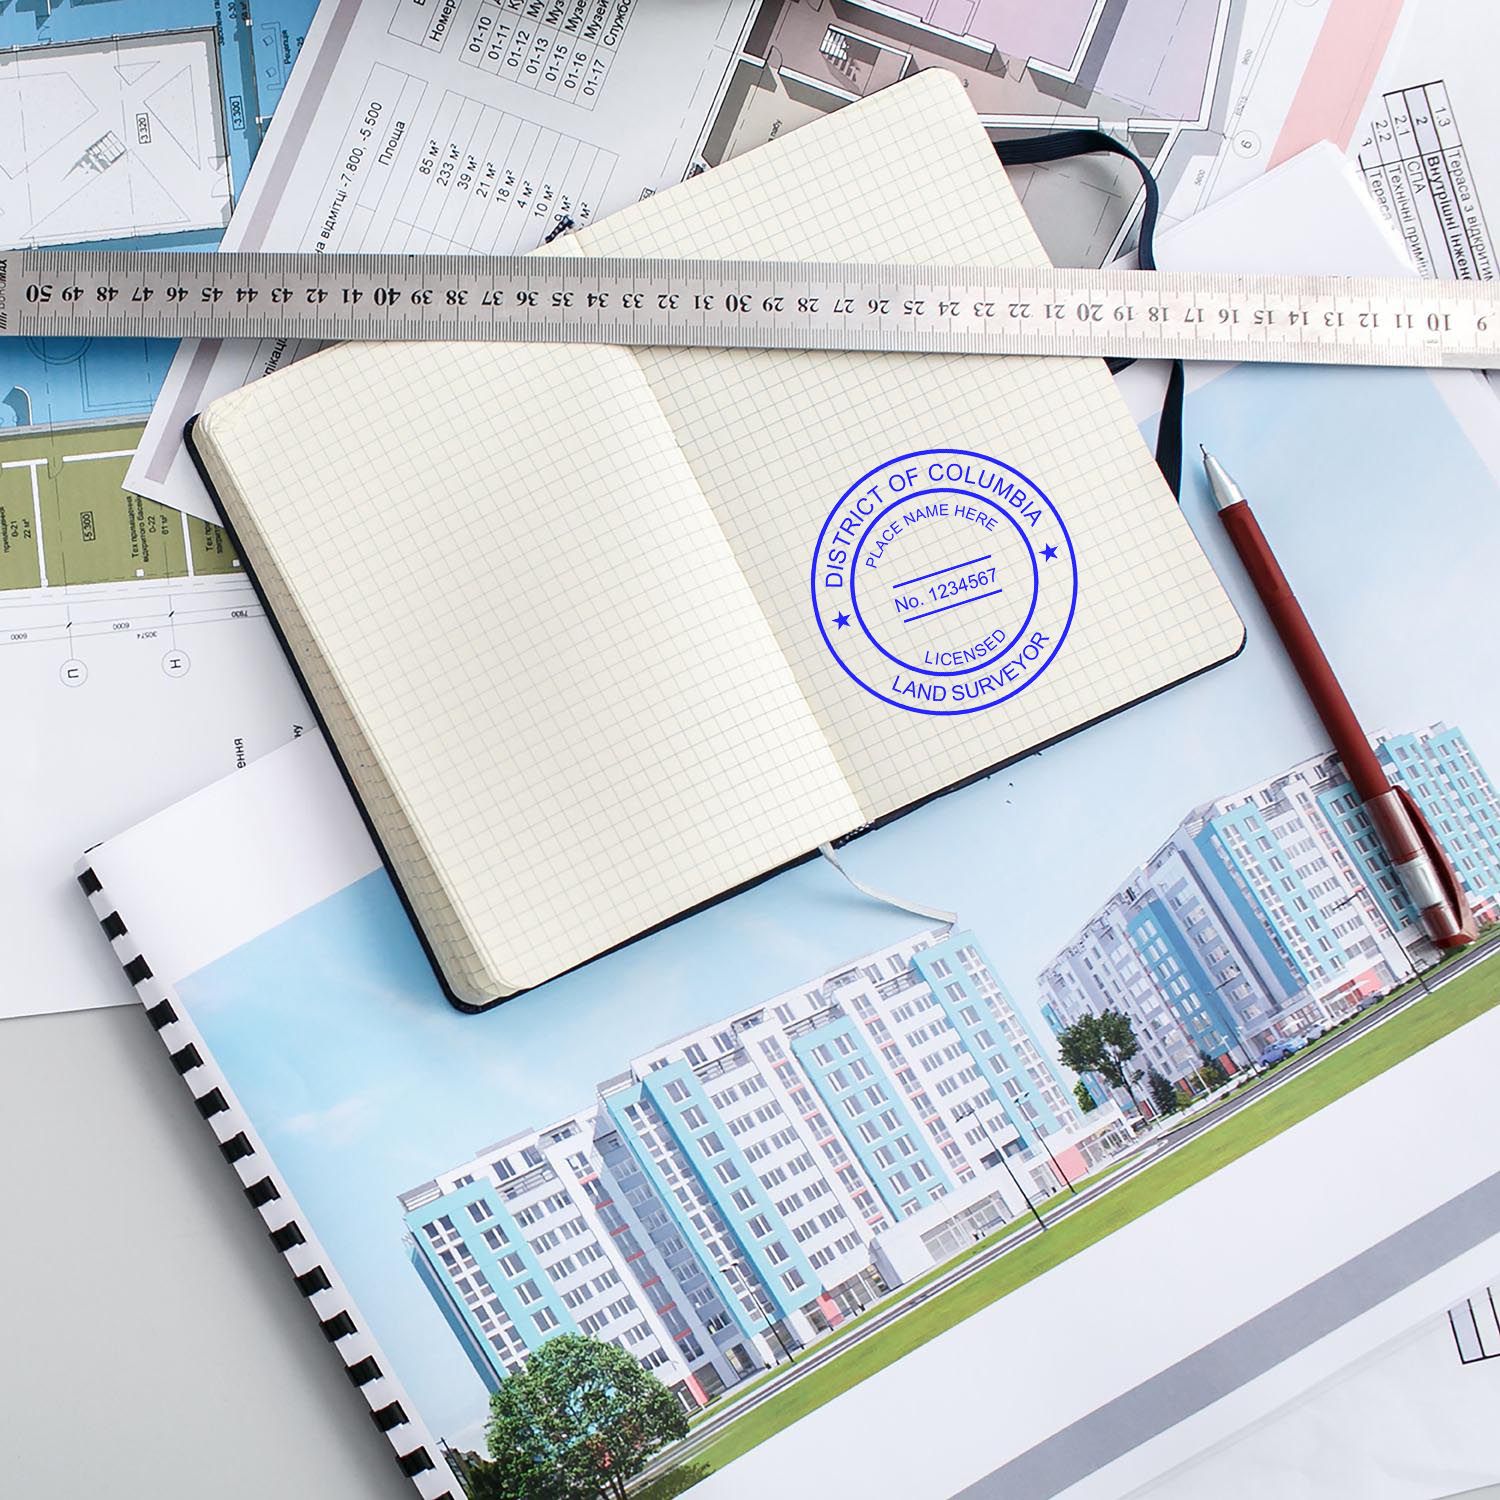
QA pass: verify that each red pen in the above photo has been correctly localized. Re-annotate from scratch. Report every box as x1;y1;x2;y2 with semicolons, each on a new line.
1202;447;1475;950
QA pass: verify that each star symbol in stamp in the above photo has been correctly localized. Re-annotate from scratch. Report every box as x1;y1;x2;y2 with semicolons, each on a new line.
833;611;852;628
1041;544;1060;561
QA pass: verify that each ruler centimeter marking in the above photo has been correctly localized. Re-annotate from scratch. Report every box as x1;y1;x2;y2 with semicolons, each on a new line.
2;250;1499;368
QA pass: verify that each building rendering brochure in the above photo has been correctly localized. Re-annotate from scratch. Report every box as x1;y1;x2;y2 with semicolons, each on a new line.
77;727;1500;1499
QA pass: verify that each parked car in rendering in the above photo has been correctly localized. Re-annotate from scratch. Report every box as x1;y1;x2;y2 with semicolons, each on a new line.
1256;1041;1297;1069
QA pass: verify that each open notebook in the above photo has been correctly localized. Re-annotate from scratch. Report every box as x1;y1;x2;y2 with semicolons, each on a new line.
187;71;1243;1008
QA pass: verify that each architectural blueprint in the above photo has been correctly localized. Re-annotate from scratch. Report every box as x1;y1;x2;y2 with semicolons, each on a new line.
2;26;236;249
0;0;318;1020
699;0;1384;267
705;0;1500;290
1;0;316;428
1135;1279;1500;1500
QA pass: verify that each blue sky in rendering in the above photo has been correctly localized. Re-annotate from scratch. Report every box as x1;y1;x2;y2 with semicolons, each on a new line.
178;359;1500;1449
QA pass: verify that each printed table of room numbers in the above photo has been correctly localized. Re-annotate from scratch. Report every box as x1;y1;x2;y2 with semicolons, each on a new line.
302;62;618;254
459;0;638;110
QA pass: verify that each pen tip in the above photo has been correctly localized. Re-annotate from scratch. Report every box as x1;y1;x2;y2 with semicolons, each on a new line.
1199;448;1244;511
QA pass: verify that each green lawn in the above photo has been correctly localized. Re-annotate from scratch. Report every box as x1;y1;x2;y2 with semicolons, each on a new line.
682;1152;1137;1429
641;948;1500;1495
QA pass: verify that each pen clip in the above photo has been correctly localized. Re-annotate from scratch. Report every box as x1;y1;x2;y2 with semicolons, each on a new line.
1395;785;1478;946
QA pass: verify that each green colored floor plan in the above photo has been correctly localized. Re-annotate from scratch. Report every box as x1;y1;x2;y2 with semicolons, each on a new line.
0;424;239;591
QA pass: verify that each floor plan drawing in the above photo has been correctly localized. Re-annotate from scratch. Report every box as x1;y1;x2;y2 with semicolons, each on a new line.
0;421;240;596
0;0;317;252
0;0;318;437
0;27;234;248
697;0;1378;267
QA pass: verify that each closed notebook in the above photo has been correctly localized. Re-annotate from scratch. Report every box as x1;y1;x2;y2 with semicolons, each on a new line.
186;70;1243;1008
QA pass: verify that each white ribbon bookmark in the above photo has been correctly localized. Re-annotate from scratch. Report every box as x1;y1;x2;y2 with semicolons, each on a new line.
818;843;958;928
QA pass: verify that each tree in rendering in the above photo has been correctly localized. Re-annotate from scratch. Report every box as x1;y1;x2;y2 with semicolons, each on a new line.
1055;1009;1144;1113
1197;1051;1229;1088
478;1334;688;1500
1146;1067;1179;1118
1072;1078;1098;1114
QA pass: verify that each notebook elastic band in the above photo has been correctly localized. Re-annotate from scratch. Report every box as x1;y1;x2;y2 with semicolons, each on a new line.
994;127;1184;500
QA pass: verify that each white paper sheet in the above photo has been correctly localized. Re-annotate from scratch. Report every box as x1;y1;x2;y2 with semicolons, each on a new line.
1132;1284;1500;1500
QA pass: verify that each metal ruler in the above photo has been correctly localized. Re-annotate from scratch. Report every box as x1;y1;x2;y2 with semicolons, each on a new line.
4;249;1500;368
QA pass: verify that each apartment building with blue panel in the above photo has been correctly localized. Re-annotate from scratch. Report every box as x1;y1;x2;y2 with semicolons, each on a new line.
401;1118;739;1413
405;1236;501;1394
1039;722;1500;1106
401;928;1083;1407
401;1167;587;1381
587;1118;743;1380
605;1061;819;1330
1126;899;1241;1061
791;1015;952;1219
1185;824;1305;1007
1043;776;1410;1103
1189;799;1346;998
1143;833;1300;1058
915;939;1071;1142
1038;886;1217;1104
1387;725;1500;906
1319;725;1500;931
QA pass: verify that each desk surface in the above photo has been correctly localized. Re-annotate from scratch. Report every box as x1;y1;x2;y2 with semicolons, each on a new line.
1;1003;409;1499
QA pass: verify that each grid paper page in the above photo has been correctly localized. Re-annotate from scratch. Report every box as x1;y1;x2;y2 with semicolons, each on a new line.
193;341;861;1002
569;70;1244;818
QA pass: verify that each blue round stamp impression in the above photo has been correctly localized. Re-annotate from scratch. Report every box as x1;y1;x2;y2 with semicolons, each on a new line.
811;448;1078;715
